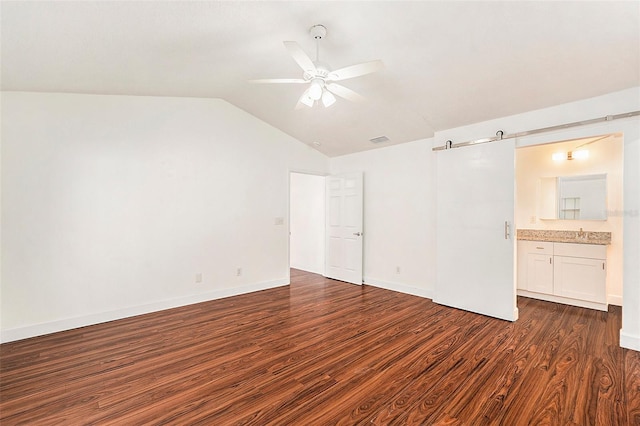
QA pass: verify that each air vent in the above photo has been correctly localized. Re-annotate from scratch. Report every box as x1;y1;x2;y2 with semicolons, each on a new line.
369;136;389;144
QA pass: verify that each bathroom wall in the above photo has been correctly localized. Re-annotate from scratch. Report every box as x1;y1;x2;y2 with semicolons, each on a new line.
515;133;624;304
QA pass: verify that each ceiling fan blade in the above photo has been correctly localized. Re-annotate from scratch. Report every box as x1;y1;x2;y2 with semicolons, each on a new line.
249;78;307;84
326;83;366;102
327;60;384;81
283;41;317;73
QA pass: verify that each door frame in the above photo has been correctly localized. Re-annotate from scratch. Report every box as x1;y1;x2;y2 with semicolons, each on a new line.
513;120;638;350
287;170;365;285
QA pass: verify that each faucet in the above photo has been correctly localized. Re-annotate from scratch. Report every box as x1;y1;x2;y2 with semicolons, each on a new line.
577;227;586;238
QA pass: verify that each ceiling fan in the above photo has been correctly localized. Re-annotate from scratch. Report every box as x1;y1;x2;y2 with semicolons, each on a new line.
249;25;383;109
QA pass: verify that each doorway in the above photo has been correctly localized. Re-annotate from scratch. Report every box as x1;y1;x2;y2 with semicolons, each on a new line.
514;133;624;307
289;172;325;274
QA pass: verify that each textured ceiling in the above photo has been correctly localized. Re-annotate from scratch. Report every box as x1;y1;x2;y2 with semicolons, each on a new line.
2;1;639;156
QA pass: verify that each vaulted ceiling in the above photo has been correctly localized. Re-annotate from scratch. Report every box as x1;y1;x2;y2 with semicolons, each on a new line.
2;1;638;156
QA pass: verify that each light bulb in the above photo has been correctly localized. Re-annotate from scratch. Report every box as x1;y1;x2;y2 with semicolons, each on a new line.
572;149;589;160
322;90;336;107
308;80;323;100
552;152;566;161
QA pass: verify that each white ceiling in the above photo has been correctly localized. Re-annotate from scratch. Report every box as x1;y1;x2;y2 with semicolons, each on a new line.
2;1;639;157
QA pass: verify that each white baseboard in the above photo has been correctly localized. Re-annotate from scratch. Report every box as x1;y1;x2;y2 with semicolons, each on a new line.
620;330;640;352
0;279;288;344
364;277;434;300
517;289;608;311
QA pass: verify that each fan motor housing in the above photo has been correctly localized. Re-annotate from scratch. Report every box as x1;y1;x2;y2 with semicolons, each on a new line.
304;64;329;81
310;24;327;40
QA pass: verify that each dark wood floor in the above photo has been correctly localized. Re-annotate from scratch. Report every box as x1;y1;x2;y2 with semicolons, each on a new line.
1;269;639;425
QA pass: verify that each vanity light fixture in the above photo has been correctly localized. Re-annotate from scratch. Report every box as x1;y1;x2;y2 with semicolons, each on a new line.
552;149;589;161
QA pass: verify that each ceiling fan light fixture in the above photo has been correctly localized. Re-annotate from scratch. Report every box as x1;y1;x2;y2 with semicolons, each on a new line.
322;90;336;107
252;25;383;109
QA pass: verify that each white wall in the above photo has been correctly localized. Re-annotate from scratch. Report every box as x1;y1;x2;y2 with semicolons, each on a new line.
1;92;328;342
330;139;437;298
2;88;638;350
516;134;624;305
433;87;640;350
0;98;3;335
289;172;325;274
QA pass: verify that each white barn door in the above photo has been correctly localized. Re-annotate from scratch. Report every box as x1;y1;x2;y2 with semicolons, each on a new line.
435;140;517;321
325;172;363;285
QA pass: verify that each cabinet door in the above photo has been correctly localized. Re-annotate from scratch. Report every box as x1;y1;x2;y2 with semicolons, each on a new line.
527;253;554;294
554;256;606;303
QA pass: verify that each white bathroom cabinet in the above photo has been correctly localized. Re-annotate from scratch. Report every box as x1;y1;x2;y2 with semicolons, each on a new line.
517;241;553;294
517;240;607;311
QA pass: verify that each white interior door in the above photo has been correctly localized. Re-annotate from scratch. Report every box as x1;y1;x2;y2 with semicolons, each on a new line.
325;172;363;285
435;140;517;321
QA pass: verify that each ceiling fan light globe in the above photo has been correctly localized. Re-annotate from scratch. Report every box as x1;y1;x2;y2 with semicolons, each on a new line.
322;90;336;107
300;95;314;107
309;81;323;100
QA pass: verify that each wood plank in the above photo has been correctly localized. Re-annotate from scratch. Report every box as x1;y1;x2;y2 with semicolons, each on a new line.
1;270;638;425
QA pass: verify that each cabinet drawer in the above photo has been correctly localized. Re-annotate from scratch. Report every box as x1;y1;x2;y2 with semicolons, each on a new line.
519;240;553;255
553;242;606;259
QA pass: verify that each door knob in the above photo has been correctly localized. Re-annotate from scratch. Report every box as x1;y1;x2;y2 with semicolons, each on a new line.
353;232;362;236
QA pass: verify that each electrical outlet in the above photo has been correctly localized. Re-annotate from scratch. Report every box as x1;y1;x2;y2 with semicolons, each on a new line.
530;216;536;224
195;273;202;283
236;268;242;277
396;266;401;274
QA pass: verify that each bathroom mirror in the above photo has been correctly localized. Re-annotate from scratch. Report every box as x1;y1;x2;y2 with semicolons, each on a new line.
538;174;607;220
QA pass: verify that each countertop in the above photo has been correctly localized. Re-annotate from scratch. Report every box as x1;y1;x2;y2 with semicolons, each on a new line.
517;229;611;245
